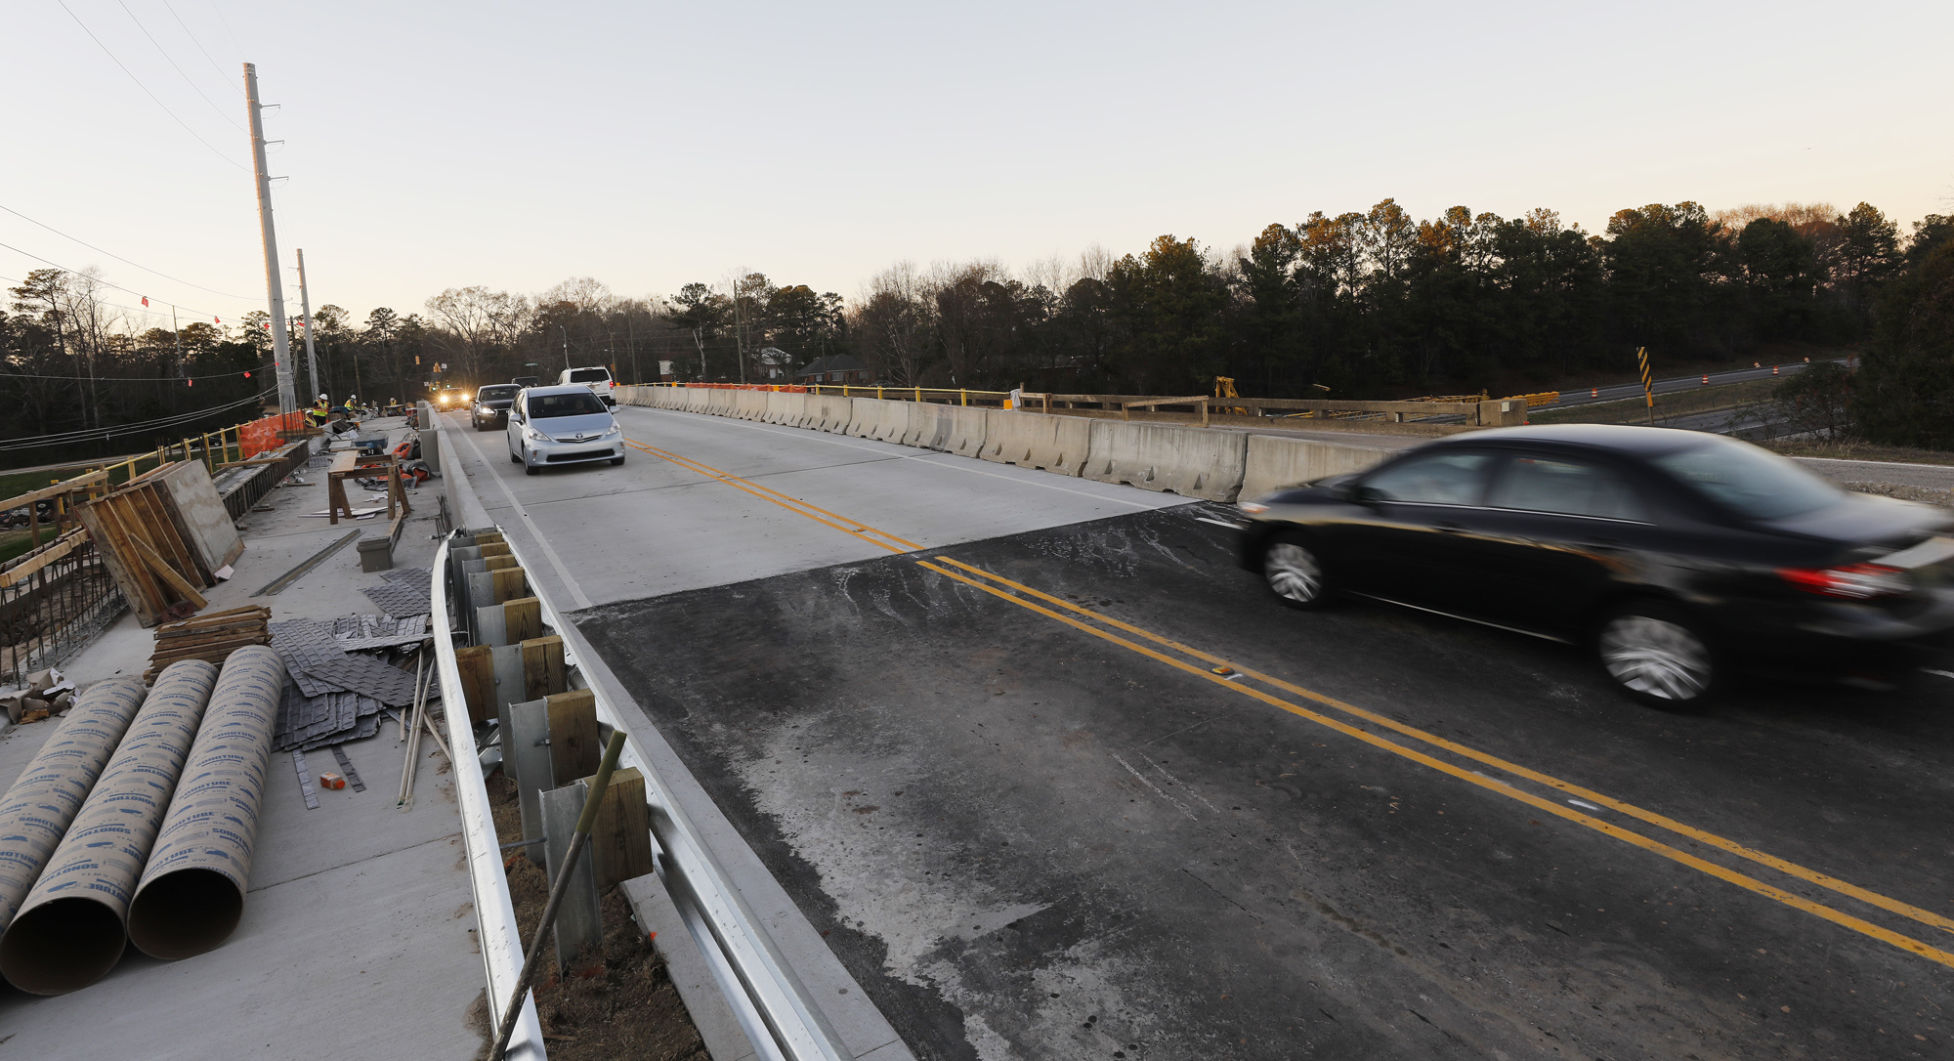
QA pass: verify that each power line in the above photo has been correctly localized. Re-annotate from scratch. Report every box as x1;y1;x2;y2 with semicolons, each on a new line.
161;0;236;90
0;387;276;453
0;359;274;383
56;0;247;173
117;0;246;133
0;203;258;301
0;242;249;324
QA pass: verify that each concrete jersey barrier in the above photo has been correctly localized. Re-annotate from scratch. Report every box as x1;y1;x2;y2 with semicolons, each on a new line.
1082;420;1248;502
979;410;1089;477
808;395;854;433
902;402;987;457
1239;435;1393;500
732;390;768;421
763;390;804;425
849;398;906;442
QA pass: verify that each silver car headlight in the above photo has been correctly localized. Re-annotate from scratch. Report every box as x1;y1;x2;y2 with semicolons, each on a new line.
524;427;553;443
600;425;621;438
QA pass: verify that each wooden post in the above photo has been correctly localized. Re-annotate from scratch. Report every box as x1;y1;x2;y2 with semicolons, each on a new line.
588;766;652;889
454;645;497;724
491;567;528;603
503;596;543;643
545;689;599;782
484;554;519;571
520;635;566;700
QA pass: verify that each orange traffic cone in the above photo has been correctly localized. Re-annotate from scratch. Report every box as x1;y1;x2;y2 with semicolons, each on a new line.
1591;387;1599;398
1701;375;1709;385
1772;365;1779;376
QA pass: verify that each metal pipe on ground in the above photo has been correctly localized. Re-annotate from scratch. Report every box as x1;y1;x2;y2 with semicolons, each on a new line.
127;645;285;960
0;676;149;934
0;661;219;994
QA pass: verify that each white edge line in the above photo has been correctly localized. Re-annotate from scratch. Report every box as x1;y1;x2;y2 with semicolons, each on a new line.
429;546;546;1060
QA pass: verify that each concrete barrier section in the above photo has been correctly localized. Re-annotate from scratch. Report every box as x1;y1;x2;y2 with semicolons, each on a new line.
849;398;906;442
808;395;854;433
705;389;737;416
1082;421;1248;502
763;391;803;425
733;390;767;421
1239;435;1392;500
979;410;1089;477
901;403;987;456
680;387;709;414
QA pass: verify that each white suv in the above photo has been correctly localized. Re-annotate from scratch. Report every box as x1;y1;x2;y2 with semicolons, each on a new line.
558;365;616;405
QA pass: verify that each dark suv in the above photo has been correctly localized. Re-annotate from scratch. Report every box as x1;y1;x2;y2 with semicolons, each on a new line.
470;384;522;430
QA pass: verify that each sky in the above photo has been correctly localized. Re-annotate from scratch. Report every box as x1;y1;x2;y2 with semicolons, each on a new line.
4;0;1951;335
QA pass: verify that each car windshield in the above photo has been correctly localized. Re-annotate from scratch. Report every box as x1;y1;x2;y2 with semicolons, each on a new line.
1651;440;1842;520
529;392;607;418
477;386;518;400
568;369;610;383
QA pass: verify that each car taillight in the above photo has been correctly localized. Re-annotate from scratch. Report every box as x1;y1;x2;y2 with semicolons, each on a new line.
1778;562;1909;600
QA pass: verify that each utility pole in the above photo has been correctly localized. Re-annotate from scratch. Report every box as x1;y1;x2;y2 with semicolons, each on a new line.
244;62;298;415
296;248;321;401
624;312;640;385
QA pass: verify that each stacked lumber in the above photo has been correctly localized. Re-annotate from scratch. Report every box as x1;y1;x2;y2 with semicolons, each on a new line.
145;605;271;681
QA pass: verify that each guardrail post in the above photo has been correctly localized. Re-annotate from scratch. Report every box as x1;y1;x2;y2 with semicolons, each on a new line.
960;389;968;407
842;384;850;397
876;385;883;400
913;386;921;403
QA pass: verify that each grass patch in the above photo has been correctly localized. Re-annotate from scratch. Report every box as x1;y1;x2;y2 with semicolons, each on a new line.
0;526;64;566
1529;378;1781;426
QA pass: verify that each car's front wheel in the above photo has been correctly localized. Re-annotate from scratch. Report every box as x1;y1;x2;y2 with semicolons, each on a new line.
1595;600;1716;709
1261;531;1332;609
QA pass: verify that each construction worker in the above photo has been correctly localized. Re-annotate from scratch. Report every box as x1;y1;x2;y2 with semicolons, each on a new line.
306;393;331;427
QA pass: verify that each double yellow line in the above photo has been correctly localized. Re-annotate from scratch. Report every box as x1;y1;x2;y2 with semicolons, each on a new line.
623;436;1954;969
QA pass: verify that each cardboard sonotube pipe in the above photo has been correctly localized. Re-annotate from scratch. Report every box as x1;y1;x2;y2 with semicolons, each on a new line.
0;661;219;994
0;676;149;934
128;645;285;960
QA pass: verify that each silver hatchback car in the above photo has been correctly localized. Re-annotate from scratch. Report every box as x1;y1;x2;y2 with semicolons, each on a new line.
506;385;625;475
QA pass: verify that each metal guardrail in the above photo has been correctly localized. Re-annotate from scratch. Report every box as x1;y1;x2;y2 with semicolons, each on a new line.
434;528;852;1061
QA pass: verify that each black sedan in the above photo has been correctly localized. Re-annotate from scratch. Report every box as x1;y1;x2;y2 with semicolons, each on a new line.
470;384;521;430
1238;425;1954;707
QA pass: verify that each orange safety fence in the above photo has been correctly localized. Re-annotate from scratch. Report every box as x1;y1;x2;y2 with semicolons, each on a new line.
238;411;307;458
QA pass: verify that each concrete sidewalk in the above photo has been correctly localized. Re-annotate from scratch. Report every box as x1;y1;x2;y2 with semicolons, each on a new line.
0;421;488;1059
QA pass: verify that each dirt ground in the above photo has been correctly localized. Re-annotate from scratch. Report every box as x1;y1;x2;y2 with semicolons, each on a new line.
484;771;707;1061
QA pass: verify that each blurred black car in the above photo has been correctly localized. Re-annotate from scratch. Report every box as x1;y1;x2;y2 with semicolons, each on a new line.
470;384;521;430
1238;425;1954;707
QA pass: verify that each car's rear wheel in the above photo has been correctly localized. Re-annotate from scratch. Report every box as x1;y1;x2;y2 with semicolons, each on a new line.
1261;531;1332;609
1596;600;1716;709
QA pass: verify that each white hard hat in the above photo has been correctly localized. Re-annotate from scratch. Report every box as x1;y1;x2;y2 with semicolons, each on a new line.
318;393;327;400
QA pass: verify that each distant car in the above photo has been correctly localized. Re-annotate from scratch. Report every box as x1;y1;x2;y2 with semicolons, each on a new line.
507;385;625;475
558;366;616;405
1237;425;1954;707
510;375;540;389
433;387;471;410
470;384;521;430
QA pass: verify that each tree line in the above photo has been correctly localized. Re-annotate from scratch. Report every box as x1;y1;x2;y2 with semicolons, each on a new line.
6;196;1952;464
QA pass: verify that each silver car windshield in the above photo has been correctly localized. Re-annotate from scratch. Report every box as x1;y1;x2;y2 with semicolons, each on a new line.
528;392;607;418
